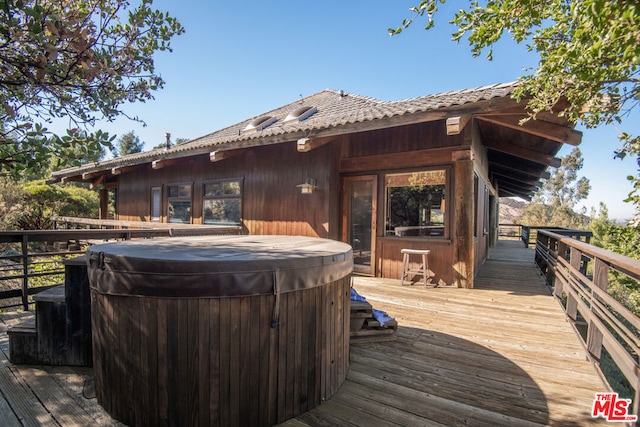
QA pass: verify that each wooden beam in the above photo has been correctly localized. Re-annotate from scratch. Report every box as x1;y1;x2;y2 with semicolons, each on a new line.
452;155;474;288
498;180;538;197
210;149;240;162
489;157;552;180
483;139;561;168
90;174;105;190
109;164;142;176
296;137;334;153
499;187;532;201
446;115;471;135
492;170;542;187
99;188;109;220
476;115;582;146
151;160;164;170
82;171;102;180
340;147;453;173
498;179;541;194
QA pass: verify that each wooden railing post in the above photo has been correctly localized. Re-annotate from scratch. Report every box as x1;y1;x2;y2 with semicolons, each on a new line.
586;258;609;361
521;226;530;247
564;246;582;321
535;227;640;407
21;234;29;311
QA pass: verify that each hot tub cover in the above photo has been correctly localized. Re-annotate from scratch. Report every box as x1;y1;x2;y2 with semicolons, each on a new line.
87;235;353;298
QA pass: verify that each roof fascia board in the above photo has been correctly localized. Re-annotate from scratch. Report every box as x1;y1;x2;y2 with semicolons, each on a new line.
51;94;527;181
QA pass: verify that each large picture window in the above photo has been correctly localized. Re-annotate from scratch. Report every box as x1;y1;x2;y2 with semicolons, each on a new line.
203;179;242;225
167;183;192;224
385;169;447;237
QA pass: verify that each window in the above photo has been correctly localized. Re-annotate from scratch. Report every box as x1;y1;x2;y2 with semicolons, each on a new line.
203;179;242;225
242;116;277;133
385;170;447;237
167;183;192;224
283;105;318;124
150;186;161;221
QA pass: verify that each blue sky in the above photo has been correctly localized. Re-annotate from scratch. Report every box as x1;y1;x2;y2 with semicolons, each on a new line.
69;1;639;220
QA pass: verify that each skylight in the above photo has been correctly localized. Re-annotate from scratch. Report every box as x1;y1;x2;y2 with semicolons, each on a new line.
283;106;318;124
243;116;277;133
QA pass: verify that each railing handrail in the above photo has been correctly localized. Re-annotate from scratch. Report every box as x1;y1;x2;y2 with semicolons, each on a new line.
539;228;640;280
499;223;593;247
534;228;640;416
0;223;242;310
52;215;242;230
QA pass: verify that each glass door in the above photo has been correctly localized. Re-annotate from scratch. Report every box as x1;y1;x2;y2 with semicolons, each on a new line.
343;176;377;275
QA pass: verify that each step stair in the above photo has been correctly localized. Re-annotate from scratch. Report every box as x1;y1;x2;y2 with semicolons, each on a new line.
350;299;398;342
7;256;92;366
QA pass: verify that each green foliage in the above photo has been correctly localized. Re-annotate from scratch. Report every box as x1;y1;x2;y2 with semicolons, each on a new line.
392;0;640;222
0;0;184;177
520;148;590;228
6;180;99;230
589;204;640;315
113;130;145;157
0;176;26;229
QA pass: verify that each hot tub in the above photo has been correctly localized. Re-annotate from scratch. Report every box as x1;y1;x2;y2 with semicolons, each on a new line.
87;235;353;427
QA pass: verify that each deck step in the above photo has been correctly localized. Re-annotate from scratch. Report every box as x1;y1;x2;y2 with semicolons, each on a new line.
8;257;92;367
8;315;38;364
350;300;373;332
34;285;65;303
349;299;397;342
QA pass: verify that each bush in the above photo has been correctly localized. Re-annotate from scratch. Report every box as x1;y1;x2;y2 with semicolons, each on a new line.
3;180;100;230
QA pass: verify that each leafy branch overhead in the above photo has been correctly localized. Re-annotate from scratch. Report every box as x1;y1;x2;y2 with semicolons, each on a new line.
391;0;640;219
0;0;184;176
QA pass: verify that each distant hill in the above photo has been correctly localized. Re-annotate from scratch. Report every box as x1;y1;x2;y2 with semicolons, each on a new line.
499;197;526;224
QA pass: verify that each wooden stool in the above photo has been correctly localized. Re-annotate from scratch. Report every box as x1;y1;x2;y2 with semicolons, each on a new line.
401;249;431;286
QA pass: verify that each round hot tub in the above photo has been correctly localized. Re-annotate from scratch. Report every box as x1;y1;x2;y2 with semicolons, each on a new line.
87;235;353;427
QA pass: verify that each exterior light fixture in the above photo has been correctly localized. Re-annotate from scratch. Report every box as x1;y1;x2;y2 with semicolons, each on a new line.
297;178;317;194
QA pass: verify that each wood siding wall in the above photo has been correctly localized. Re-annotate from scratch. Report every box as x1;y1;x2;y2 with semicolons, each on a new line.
113;119;484;288
340;121;471;287
116;142;341;240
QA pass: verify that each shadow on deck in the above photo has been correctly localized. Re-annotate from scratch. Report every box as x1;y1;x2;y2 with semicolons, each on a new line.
283;240;609;426
0;240;610;426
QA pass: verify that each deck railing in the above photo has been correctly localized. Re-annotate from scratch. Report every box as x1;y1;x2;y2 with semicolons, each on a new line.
499;223;592;247
535;229;640;415
0;219;242;310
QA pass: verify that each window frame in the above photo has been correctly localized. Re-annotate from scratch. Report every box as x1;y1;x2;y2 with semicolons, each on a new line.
202;178;243;226
150;186;162;222
383;167;450;239
166;182;193;224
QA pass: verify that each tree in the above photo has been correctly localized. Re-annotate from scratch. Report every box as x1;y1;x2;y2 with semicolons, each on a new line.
113;130;144;157
0;0;184;177
1;179;99;230
520;147;590;228
391;0;640;220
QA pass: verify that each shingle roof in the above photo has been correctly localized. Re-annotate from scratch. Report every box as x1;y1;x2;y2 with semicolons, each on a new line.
51;82;517;179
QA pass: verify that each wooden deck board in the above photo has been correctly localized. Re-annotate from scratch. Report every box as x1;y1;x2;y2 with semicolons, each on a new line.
0;240;612;426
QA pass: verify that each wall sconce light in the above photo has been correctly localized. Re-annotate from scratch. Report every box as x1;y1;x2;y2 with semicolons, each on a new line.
297;178;317;194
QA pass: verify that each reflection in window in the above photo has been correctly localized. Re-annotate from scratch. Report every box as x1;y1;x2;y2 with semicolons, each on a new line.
167;184;191;224
203;179;242;225
150;186;161;221
386;170;446;237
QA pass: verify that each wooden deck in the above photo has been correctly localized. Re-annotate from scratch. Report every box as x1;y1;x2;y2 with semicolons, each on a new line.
0;240;610;426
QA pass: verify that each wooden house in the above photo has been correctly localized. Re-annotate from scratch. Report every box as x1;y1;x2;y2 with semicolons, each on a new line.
51;83;581;288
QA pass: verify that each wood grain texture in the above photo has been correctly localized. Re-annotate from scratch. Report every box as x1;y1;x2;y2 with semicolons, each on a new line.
0;241;611;426
90;277;351;426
